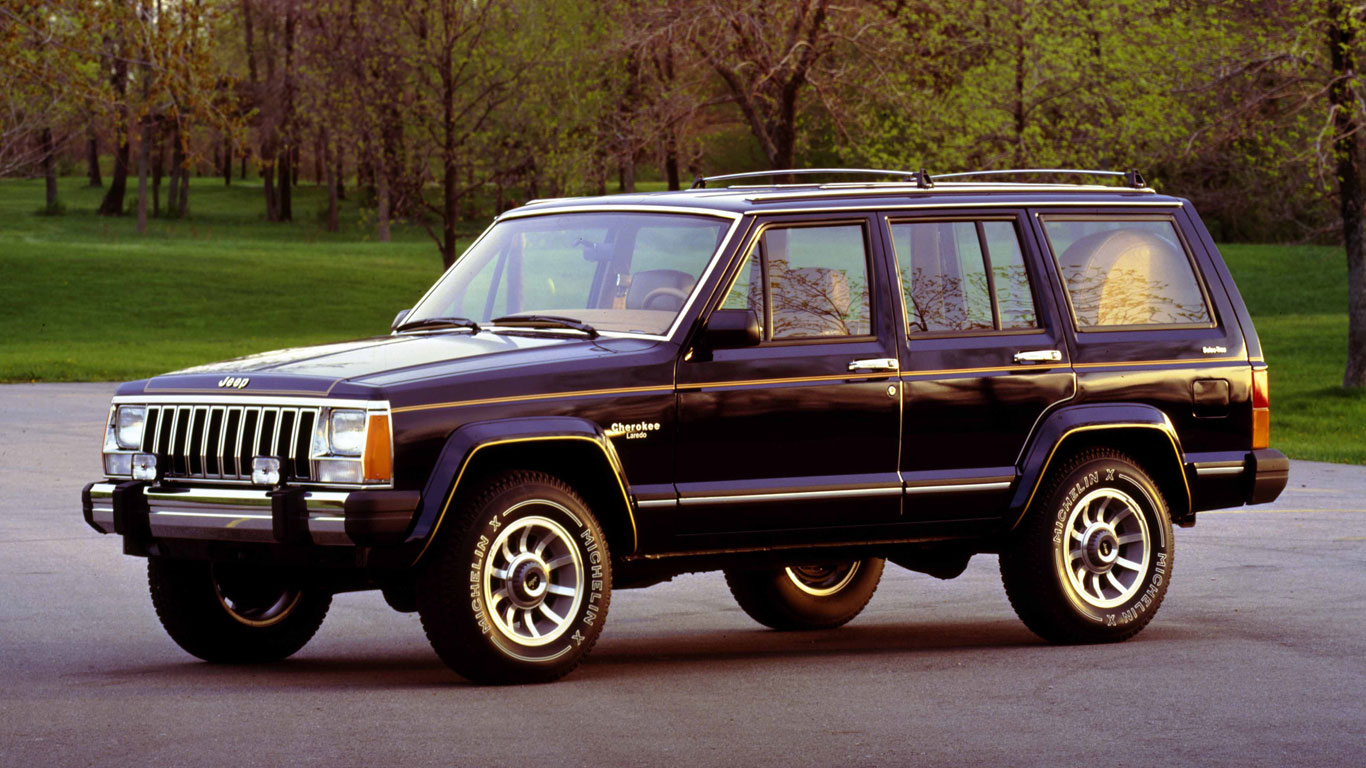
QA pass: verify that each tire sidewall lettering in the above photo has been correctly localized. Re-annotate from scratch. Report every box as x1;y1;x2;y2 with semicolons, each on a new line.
1054;461;1171;626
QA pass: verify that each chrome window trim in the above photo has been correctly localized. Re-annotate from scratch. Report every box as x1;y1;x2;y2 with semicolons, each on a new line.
401;207;745;344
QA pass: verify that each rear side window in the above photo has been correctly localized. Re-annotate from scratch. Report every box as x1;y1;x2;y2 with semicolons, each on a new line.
1043;218;1212;330
890;219;1038;334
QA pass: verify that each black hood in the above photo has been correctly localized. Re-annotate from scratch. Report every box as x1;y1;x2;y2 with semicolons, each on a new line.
123;331;662;398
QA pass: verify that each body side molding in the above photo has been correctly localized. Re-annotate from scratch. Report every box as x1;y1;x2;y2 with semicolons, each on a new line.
1009;403;1190;529
409;417;637;564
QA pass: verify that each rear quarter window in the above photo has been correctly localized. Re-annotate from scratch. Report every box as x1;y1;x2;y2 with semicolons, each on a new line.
1042;218;1213;330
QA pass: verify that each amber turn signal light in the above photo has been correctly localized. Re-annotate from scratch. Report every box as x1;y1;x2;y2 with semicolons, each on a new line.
1251;367;1270;450
363;414;393;482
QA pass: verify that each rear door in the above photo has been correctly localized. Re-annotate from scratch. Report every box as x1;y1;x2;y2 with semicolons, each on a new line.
886;211;1075;521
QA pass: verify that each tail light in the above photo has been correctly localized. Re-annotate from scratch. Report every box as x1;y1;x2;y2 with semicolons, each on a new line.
1251;367;1270;450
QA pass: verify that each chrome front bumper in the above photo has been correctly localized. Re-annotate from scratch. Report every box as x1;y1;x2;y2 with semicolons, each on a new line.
83;483;415;547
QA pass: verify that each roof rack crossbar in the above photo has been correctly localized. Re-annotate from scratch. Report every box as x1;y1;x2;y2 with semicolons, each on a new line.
931;168;1147;189
691;168;926;189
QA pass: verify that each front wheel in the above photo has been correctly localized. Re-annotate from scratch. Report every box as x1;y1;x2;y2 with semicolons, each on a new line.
1000;449;1174;644
724;558;885;630
416;471;611;685
147;558;331;663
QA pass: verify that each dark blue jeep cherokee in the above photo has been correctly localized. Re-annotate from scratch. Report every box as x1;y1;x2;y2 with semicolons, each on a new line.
82;168;1288;684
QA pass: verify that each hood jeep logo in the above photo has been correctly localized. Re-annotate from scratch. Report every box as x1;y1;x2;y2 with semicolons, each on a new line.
607;421;661;440
217;376;250;389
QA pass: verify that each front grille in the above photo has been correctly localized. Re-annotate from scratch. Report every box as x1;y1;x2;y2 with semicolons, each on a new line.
140;404;319;482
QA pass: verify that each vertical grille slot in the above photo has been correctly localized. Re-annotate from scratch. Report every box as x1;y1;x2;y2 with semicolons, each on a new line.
141;407;160;453
294;410;316;480
223;408;242;478
171;407;191;475
188;407;208;476
257;409;279;463
238;409;259;478
205;408;224;476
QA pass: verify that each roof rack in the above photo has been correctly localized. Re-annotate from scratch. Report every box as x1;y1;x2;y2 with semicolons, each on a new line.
931;168;1147;189
691;168;934;190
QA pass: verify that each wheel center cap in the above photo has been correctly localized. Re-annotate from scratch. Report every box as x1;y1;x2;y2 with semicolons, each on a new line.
1081;525;1120;573
507;559;549;607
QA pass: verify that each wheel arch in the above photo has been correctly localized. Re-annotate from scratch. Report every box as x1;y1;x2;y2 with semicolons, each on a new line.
408;417;637;565
1009;403;1191;531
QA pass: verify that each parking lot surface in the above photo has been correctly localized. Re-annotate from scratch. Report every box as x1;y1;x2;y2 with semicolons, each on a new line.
1;383;1362;767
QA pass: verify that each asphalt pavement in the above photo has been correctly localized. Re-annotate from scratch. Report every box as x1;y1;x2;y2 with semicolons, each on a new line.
1;383;1362;767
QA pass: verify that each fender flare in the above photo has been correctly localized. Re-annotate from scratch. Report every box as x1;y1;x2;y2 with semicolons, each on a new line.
1008;403;1190;530
407;417;636;563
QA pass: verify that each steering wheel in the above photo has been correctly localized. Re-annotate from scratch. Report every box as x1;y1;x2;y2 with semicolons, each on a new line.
640;286;690;310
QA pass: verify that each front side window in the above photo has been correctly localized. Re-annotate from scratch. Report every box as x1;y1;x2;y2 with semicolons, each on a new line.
1043;218;1212;330
721;223;872;340
406;212;730;335
890;219;1038;334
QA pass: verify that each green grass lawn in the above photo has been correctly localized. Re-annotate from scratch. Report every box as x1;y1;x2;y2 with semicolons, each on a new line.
0;175;457;380
1;176;1362;462
1218;243;1366;463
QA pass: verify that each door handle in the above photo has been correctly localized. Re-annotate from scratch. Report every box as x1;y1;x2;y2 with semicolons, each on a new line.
1013;349;1062;364
848;358;899;372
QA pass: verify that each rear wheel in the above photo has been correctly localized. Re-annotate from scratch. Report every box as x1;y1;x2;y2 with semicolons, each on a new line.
147;558;331;663
725;558;884;630
1000;449;1174;643
416;471;611;685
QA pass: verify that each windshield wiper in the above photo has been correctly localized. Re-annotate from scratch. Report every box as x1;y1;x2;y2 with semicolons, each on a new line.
395;316;481;333
489;314;599;338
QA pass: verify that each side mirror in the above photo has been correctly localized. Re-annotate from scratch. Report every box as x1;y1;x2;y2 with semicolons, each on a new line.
699;308;761;350
391;309;411;330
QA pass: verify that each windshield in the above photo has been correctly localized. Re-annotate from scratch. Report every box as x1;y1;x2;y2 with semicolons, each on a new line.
406;211;731;336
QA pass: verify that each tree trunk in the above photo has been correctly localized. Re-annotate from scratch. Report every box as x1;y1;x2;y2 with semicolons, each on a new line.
136;117;151;234
325;140;339;233
314;131;324;184
620;159;635;193
278;149;293;221
41;127;58;213
663;128;680;191
376;170;391;242
86;121;102;187
440;40;458;269
155;132;167;218
222;135;232;185
97;57;130;215
1330;0;1366;388
335;150;345;201
171;124;188;217
262;159;280;221
178;155;190;217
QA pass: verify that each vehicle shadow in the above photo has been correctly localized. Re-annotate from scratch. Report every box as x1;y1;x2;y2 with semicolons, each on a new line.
93;618;1054;689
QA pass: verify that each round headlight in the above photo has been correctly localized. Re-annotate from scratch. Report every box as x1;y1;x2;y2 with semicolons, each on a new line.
329;410;367;456
115;406;146;450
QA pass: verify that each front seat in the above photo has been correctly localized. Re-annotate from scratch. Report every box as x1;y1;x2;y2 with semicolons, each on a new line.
626;269;696;311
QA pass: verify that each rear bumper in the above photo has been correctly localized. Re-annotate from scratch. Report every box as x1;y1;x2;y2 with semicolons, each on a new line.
1246;448;1289;505
82;482;420;547
1188;448;1289;513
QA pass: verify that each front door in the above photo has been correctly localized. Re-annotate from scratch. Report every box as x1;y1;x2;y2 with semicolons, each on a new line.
673;215;903;543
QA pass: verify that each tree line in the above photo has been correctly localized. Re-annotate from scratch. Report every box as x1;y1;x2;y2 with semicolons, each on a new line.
3;0;1365;384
